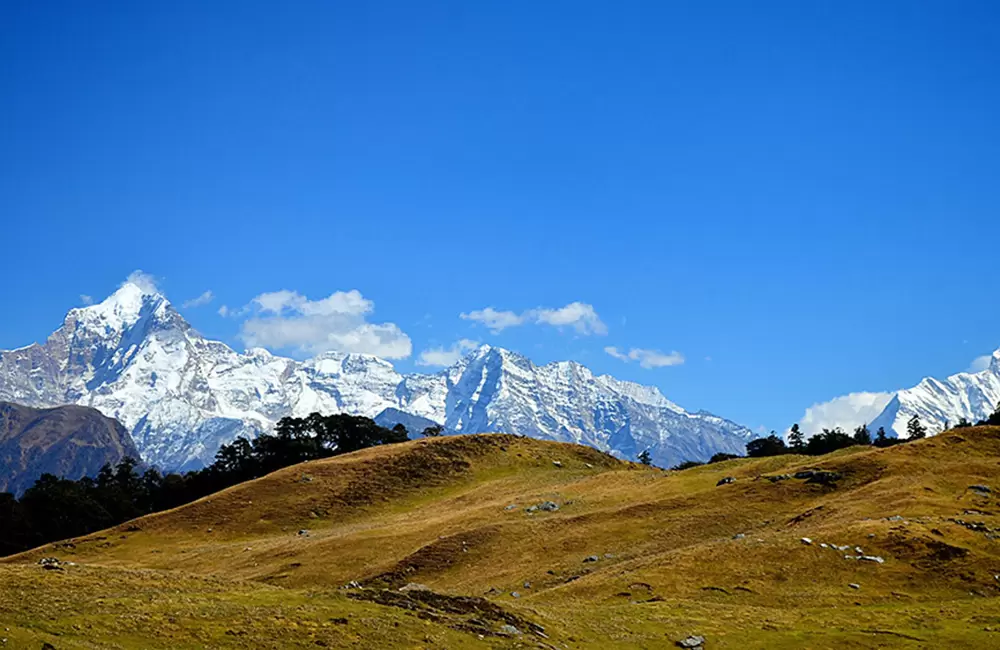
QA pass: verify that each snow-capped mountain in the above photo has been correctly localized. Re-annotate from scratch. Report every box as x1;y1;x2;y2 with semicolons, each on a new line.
869;349;1000;438
0;282;754;470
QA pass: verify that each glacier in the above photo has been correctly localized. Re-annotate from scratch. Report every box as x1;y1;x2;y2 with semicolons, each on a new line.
0;282;755;470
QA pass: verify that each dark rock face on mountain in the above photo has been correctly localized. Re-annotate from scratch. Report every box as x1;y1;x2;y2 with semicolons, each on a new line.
0;402;140;495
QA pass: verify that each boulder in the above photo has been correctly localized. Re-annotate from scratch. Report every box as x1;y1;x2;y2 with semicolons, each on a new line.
716;477;735;486
676;635;706;648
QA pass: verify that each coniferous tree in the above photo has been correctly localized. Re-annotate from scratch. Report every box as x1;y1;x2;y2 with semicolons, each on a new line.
788;424;805;453
638;449;653;466
421;425;444;438
852;424;872;446
874;426;892;447
906;415;927;440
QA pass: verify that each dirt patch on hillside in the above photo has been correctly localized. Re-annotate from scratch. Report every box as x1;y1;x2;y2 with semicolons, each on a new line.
362;525;503;588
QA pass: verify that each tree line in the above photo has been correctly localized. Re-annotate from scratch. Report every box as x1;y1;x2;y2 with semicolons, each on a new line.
0;413;422;557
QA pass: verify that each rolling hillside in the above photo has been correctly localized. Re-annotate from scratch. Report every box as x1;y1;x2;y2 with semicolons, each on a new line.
3;429;1000;648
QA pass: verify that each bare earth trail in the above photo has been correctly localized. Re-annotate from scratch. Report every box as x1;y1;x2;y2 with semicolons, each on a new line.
3;429;1000;648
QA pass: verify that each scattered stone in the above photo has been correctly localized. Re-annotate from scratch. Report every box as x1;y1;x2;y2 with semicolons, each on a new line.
844;554;885;564
343;581;362;589
970;485;992;494
585;463;594;469
732;533;746;540
399;583;431;593
38;557;63;571
504;504;518;511
583;555;600;563
499;624;521;636
887;515;904;522
300;473;313;483
800;537;813;545
867;533;876;538
793;471;814;479
849;583;861;589
523;581;531;589
854;547;864;554
525;505;538;513
297;529;310;537
819;543;828;548
766;474;791;483
538;501;560;512
552;460;563;468
676;635;706;649
510;591;521;598
805;471;842;485
604;553;616;559
716;476;735;486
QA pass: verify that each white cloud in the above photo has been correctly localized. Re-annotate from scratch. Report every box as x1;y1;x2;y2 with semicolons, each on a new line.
461;302;607;335
798;391;894;436
417;339;479;367
239;289;412;359
968;354;994;373
123;270;160;295
460;307;524;333
604;346;685;369
182;290;214;308
218;305;229;317
80;295;94;306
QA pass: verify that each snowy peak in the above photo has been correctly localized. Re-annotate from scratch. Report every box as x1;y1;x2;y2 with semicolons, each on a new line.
0;287;755;471
869;346;1000;438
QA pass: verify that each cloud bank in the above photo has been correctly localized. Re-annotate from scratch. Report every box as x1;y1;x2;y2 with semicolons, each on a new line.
797;391;895;436
461;302;607;335
605;346;685;369
239;289;412;359
417;339;479;367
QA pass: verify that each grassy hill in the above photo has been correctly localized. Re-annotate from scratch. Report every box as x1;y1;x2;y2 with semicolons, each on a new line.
3;428;1000;648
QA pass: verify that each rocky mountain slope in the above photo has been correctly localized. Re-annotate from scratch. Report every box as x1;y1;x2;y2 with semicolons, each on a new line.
0;402;139;495
0;282;753;470
870;349;1000;438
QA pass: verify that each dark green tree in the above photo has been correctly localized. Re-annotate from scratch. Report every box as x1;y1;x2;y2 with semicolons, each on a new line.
805;428;855;455
637;449;652;465
906;415;927;440
874;426;894;447
421;425;445;438
746;434;788;457
788;423;805;453
852;424;872;446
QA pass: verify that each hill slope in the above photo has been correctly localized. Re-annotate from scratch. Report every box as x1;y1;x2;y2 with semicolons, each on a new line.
0;402;139;495
4;429;1000;648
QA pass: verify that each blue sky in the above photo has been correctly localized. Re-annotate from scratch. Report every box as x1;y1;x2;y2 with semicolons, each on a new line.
1;1;998;434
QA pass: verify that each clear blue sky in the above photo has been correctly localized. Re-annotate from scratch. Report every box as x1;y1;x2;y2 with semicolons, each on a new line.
2;1;998;433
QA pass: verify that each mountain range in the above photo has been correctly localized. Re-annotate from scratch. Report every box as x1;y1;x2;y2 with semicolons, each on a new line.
0;282;754;470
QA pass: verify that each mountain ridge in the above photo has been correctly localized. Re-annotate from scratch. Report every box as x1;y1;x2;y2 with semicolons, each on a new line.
0;401;140;495
0;283;753;470
870;348;1000;438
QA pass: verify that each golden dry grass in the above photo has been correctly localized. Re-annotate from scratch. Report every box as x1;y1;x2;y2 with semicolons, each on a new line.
4;428;1000;648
